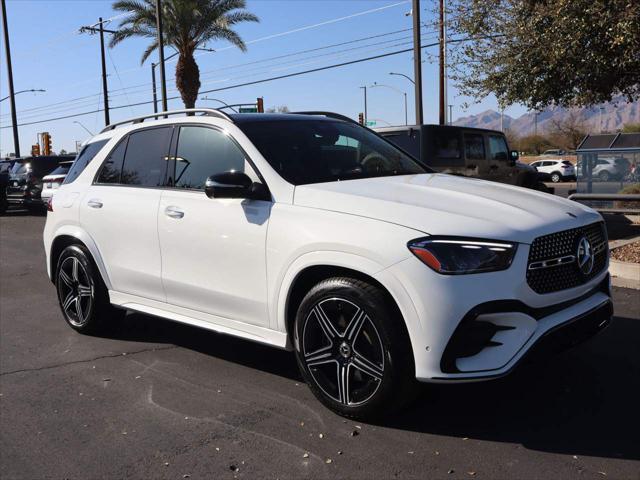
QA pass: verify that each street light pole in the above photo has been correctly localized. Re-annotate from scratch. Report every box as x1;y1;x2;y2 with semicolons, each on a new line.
412;0;423;125
155;0;168;113
73;121;95;136
2;0;20;156
449;104;453;126
0;88;45;103
389;72;415;85
151;63;158;114
438;0;445;125
370;83;408;126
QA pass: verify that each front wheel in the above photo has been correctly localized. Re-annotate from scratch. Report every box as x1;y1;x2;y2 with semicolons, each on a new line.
294;277;415;419
56;245;125;334
550;172;562;183
599;171;610;182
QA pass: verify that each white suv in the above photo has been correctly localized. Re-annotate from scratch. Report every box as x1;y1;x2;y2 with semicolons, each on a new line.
44;109;612;419
530;159;576;183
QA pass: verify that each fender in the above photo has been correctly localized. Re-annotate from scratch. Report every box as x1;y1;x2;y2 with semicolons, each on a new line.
48;224;113;290
273;251;422;362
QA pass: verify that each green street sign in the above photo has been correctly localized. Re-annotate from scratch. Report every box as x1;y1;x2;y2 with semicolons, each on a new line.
239;106;258;113
365;120;376;126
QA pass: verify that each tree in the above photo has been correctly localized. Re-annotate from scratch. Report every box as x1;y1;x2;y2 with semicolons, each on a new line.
266;105;290;113
448;0;640;109
110;0;258;108
518;134;553;155
547;111;589;151
59;149;68;155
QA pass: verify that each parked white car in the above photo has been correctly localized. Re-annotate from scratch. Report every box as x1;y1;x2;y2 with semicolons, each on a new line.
41;161;74;202
43;109;612;419
530;159;576;183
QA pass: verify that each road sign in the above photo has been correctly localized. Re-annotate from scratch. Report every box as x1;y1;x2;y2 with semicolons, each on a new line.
365;121;376;126
239;106;258;113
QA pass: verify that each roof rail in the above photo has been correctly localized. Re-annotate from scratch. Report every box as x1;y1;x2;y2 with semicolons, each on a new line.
100;108;233;133
290;111;366;128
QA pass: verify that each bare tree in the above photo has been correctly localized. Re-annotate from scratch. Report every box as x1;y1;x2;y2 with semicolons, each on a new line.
547;111;589;151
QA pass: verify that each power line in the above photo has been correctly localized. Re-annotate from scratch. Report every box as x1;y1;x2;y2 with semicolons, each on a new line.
2;39;448;129
4;25;434;120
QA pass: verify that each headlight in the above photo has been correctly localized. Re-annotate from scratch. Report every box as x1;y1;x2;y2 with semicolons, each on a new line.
407;237;517;274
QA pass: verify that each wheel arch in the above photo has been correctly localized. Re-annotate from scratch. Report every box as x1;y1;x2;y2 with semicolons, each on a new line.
49;227;112;289
279;255;417;374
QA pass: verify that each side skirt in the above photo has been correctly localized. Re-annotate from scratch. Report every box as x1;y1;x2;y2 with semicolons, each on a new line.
109;290;290;350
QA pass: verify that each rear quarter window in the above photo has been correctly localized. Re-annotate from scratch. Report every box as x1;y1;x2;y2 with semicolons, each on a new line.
64;139;109;184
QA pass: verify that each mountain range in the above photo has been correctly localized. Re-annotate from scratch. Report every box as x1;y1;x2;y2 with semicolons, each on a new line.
453;99;640;136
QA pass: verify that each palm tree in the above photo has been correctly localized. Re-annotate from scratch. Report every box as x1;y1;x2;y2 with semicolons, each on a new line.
109;0;258;108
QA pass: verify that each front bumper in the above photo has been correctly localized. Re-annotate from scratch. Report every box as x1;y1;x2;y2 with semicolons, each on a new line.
380;244;611;382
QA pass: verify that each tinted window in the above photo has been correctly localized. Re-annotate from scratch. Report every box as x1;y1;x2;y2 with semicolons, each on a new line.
120;127;172;187
434;130;462;159
96;139;128;184
172;126;248;190
65;140;108;184
10;162;29;176
238;120;427;185
562;160;573;166
488;135;509;161
382;131;420;160
464;134;485;160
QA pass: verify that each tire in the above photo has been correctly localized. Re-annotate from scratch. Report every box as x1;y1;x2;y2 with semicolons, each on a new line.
550;172;562;183
55;245;125;334
293;277;415;420
599;171;610;182
0;198;7;215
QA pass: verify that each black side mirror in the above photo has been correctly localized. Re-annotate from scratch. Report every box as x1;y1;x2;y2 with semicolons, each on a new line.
205;171;270;201
510;150;519;166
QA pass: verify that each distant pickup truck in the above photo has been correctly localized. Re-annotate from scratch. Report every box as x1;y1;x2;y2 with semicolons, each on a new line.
375;124;549;191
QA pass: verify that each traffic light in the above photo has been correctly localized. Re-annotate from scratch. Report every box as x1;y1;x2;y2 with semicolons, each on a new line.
31;144;40;156
42;132;52;155
256;97;264;113
358;112;364;125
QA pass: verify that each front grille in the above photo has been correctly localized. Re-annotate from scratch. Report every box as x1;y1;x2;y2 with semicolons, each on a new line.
527;222;608;294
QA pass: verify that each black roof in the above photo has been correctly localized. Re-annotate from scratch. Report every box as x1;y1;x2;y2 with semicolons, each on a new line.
577;133;640;151
374;123;505;135
230;113;337;123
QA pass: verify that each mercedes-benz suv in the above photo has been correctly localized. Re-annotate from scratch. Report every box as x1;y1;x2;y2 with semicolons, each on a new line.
43;109;612;419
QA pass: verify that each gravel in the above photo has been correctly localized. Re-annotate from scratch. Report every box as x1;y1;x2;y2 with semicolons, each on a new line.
610;241;640;264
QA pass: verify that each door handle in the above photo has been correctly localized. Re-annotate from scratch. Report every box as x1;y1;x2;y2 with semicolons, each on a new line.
164;206;185;219
87;199;103;209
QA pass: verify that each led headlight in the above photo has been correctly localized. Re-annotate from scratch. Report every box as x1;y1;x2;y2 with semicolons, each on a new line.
408;237;517;275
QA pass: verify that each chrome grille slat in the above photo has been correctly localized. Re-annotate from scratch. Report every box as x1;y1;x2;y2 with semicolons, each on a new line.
527;222;608;294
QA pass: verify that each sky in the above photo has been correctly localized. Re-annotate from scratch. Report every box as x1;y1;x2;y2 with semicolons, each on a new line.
0;0;529;156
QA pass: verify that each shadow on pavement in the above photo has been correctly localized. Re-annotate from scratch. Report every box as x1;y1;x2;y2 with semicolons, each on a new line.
98;310;639;462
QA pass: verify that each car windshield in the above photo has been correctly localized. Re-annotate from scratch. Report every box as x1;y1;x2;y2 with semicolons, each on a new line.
10;162;29;176
237;119;429;185
48;165;71;176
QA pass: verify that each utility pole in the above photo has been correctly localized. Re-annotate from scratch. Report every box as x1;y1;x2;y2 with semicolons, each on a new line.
412;0;423;125
99;18;110;125
156;0;168;113
80;19;117;126
151;63;158;113
2;0;20;157
360;86;368;123
438;0;446;125
448;104;453;125
500;108;504;132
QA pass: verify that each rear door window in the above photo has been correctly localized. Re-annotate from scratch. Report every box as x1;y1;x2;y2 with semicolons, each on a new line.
64;140;108;184
120;127;172;187
96;139;128;184
464;134;485;161
488;135;509;161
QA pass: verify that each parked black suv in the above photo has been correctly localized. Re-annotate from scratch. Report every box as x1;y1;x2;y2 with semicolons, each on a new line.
376;125;548;191
6;155;75;212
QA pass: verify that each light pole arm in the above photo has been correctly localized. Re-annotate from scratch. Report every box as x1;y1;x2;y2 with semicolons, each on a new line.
389;72;415;85
0;88;45;103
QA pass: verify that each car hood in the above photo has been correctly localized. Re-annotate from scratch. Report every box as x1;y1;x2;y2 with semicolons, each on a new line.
293;174;601;243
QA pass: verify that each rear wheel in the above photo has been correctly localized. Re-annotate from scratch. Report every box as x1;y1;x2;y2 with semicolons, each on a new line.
56;245;125;334
294;277;415;419
599;170;610;182
550;172;562;183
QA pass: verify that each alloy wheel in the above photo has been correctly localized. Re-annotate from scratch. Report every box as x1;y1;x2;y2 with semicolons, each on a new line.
57;256;94;327
302;298;385;406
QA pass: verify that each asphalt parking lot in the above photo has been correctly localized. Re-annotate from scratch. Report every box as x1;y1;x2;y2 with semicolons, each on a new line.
1;213;639;479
